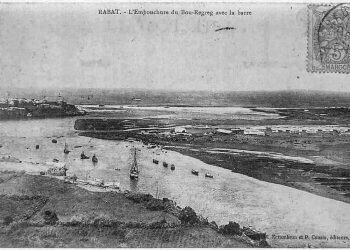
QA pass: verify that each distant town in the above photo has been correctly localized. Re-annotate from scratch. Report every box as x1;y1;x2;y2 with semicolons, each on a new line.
0;97;86;119
139;124;350;138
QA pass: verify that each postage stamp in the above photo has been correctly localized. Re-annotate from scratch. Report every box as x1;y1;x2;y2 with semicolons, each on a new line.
307;4;350;73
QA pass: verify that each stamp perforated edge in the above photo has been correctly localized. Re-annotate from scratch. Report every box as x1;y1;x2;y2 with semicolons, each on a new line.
306;3;350;74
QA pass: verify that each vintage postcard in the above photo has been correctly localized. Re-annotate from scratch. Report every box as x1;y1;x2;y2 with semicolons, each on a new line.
0;1;350;248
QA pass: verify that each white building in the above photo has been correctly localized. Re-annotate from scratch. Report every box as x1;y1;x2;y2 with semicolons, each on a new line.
174;127;187;133
217;129;232;134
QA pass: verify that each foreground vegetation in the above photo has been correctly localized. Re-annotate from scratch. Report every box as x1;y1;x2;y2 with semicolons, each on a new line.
0;171;267;247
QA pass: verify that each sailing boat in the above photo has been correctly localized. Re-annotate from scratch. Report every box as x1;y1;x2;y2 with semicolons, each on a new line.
92;154;98;163
130;148;139;180
64;143;70;154
81;151;89;159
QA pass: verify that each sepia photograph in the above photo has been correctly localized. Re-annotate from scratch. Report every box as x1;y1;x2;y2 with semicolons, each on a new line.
0;1;350;248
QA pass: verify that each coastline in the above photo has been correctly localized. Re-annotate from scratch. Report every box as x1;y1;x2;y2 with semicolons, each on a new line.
0;171;264;248
0;100;86;120
1;109;350;247
162;145;350;204
79;130;350;205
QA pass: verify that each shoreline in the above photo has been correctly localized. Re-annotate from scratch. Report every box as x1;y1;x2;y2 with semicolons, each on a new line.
1;112;350;247
0;171;266;248
78;130;350;205
163;146;350;204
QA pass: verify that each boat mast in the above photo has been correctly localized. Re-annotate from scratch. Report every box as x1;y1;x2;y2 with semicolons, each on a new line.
130;148;138;173
134;148;138;172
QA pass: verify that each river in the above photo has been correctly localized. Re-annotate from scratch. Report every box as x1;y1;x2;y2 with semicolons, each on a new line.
0;117;349;247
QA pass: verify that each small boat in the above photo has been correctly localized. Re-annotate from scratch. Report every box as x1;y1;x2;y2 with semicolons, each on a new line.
64;143;70;154
170;164;175;170
153;159;159;164
81;151;89;159
114;168;121;171
92;154;98;163
205;173;213;178
130;148;139;180
191;169;199;176
163;162;168;167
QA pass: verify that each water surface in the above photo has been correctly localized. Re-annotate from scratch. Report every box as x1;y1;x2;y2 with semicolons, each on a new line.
0;117;349;247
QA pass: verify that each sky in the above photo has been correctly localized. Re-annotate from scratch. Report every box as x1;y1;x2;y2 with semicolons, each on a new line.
0;2;349;91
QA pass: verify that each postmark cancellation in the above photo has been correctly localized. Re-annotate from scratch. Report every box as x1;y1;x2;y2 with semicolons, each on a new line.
307;4;350;73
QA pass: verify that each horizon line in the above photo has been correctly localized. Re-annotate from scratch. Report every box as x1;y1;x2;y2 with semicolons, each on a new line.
1;87;350;94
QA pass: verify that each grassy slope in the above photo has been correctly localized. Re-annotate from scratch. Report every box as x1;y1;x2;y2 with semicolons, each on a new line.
0;172;252;248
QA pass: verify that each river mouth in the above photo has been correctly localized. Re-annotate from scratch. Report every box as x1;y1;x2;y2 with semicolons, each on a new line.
1;113;350;247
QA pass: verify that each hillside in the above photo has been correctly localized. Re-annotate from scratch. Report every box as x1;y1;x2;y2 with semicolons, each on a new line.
0;171;258;248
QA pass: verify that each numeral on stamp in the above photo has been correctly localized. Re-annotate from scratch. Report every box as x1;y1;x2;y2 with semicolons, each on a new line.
307;4;350;73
